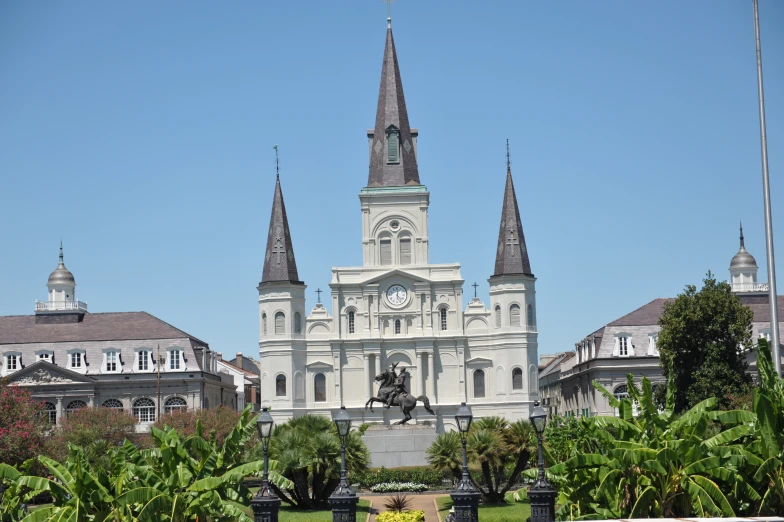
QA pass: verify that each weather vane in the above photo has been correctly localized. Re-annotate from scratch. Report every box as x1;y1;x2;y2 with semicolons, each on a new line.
273;144;280;180
506;138;511;170
383;0;395;24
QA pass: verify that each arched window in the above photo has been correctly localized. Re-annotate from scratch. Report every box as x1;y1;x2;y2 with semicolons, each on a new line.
276;375;287;397
473;370;486;398
42;402;56;424
613;385;628;401
512;368;523;390
380;239;392;265
294;313;302;334
394;319;401;334
527;304;534;328
66;400;87;417
262;313;267;336
440;308;448;331
387;128;399;163
495;306;502;328
275;312;285;335
164;396;187;414
348;311;355;334
102;399;123;409
314;373;326;402
510;304;521;327
133;398;156;423
399;237;412;265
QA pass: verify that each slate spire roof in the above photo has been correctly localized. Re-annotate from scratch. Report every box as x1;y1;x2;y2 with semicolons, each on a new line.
367;22;420;187
492;160;533;277
260;175;301;284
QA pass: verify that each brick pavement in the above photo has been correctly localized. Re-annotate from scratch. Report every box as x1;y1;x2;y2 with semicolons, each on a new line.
361;493;444;522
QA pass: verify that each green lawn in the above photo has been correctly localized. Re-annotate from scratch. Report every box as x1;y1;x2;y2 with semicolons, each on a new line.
242;499;371;521
436;492;531;522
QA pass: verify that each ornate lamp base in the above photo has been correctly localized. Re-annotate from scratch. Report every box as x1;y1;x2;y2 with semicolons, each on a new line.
528;485;557;522
329;493;359;522
251;495;281;522
450;489;480;522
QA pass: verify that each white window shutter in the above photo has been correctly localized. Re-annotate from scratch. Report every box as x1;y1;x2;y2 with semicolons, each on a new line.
648;336;655;356
613;338;619;357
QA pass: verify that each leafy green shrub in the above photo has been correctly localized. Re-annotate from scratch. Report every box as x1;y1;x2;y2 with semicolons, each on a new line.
154;405;256;447
376;510;425;522
383;492;413;511
371;482;428;493
354;466;444;488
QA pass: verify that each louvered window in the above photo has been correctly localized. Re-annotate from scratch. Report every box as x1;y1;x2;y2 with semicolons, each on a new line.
527;304;534;328
275;312;285;334
399;238;411;265
474;369;485;398
510;304;521;326
314;373;326;402
440;308;447;331
388;131;399;163
512;368;523;390
495;306;502;328
294;313;301;334
380;240;392;265
348;311;355;334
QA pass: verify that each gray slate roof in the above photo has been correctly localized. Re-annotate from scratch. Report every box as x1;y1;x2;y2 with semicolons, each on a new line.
0;311;208;346
367;26;420;187
492;167;532;276
227;356;260;375
260;176;301;284
607;298;674;327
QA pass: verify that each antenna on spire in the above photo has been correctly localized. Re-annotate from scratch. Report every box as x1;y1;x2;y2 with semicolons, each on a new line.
383;0;395;28
506;139;511;171
59;239;64;263
273;144;280;181
740;220;745;248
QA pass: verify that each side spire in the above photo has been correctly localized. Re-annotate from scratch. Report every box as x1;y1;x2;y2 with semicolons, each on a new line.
493;142;532;276
261;148;301;284
367;22;419;187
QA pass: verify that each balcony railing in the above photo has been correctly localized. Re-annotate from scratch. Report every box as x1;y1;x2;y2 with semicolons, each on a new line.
731;282;769;293
35;300;88;312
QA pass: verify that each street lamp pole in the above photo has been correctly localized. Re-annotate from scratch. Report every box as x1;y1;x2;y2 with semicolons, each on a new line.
251;407;280;522
450;402;480;522
529;401;557;522
329;406;359;522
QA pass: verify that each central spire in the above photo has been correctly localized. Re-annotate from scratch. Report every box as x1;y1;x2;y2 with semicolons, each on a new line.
367;23;420;187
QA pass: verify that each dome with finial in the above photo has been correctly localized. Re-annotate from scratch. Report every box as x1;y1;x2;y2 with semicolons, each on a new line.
730;223;758;269
47;241;76;286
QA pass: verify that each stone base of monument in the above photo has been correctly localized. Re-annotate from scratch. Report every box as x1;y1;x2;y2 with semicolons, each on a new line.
362;424;438;468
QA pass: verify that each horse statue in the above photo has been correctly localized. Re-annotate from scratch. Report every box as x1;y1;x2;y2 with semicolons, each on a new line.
364;362;435;424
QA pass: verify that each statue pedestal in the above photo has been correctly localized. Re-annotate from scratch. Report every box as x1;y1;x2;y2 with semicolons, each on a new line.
361;424;438;468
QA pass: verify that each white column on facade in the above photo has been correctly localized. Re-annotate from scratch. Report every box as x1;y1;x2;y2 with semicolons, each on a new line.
87;395;94;407
427;352;435;400
364;354;371;399
418;352;425;396
374;353;381;379
55;396;63;426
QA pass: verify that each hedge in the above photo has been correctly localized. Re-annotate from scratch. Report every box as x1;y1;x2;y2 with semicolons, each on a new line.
354;467;444;489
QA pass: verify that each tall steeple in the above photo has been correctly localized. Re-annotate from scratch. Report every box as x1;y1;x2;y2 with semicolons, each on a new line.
493;142;532;276
260;174;301;284
367;20;420;187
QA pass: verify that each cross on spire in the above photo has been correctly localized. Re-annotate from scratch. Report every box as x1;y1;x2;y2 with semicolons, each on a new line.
316;288;322;303
472;282;478;298
273;144;280;181
383;0;395;26
506;229;519;256
506;138;510;171
272;236;285;265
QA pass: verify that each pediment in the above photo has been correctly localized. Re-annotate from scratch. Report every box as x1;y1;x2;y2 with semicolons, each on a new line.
8;361;95;385
363;269;426;286
465;356;493;366
305;360;333;370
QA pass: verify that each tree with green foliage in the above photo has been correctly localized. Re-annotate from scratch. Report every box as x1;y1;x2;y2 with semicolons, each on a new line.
657;272;753;412
0;382;46;468
0;406;291;522
264;415;369;510
426;417;536;504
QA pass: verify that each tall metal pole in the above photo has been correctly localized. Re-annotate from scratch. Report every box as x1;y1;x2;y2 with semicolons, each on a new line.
753;0;782;377
157;344;161;420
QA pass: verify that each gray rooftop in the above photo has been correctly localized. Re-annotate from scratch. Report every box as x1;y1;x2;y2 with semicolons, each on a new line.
367;25;420;188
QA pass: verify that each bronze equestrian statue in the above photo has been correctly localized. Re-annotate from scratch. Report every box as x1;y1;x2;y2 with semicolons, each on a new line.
364;362;435;424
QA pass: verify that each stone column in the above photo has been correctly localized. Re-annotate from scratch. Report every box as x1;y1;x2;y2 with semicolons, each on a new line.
374;353;381;379
427;352;435;400
87;395;94;407
364;354;371;400
55;396;63;426
418;352;425;396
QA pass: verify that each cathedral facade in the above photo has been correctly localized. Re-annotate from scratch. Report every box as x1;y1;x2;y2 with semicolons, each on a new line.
257;22;539;431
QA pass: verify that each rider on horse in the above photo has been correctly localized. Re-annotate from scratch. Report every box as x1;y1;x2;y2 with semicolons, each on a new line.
385;366;407;408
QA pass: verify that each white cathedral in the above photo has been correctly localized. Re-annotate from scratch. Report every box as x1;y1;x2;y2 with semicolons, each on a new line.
257;21;539;432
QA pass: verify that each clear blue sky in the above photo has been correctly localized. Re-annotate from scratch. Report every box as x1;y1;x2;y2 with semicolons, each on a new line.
1;1;782;358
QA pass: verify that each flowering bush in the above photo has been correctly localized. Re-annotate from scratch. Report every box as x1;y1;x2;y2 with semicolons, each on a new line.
154;406;256;447
355;466;444;488
371;482;428;493
376;510;425;522
43;406;138;464
0;381;46;466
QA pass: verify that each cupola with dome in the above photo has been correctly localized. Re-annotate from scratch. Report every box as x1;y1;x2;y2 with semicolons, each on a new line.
730;224;769;293
35;242;88;315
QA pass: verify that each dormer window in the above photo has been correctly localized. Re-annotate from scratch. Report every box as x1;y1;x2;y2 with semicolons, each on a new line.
386;126;400;164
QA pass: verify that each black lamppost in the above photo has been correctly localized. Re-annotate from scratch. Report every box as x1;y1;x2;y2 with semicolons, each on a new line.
329;406;359;522
529;401;557;522
450;402;480;522
251;407;280;522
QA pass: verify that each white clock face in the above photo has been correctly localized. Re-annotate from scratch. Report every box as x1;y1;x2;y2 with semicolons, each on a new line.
386;284;407;306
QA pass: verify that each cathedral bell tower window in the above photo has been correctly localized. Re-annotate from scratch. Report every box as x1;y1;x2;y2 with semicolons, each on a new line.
386;126;400;164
